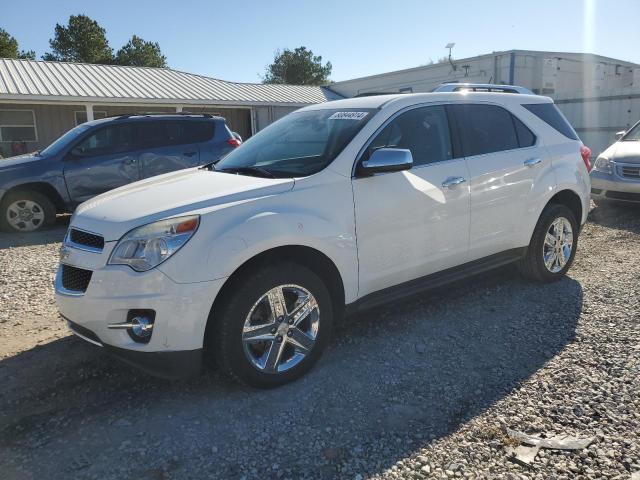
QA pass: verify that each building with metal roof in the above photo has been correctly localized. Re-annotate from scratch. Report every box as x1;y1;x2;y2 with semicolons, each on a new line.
0;58;341;157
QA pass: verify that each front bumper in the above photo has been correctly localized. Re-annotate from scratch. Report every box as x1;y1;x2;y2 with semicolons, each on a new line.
56;257;226;379
590;169;640;203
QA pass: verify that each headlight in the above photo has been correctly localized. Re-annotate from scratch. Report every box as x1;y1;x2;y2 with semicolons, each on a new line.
108;215;200;272
593;156;612;174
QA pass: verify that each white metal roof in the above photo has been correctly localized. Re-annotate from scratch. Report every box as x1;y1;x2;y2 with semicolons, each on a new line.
0;58;341;106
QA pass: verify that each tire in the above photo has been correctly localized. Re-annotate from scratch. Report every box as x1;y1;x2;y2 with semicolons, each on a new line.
208;262;333;388
517;203;579;282
0;190;56;233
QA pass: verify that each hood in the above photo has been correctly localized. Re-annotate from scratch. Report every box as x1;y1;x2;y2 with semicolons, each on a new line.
73;168;295;240
604;141;640;164
0;153;44;171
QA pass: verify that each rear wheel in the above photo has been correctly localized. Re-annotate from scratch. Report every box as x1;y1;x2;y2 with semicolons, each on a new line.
208;262;333;388
0;190;56;233
518;204;578;282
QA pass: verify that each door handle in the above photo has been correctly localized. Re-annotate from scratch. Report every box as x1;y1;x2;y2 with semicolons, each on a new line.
183;151;197;157
524;157;542;167
442;176;467;189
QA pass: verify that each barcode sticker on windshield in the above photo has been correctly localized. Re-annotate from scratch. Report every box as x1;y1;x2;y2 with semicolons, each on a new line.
328;111;369;120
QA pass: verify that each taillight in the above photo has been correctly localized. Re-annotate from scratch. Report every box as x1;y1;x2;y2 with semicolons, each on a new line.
227;138;241;148
580;144;592;171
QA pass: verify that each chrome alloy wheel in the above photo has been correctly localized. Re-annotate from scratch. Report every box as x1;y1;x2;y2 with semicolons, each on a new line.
242;284;320;374
6;200;46;232
543;217;574;273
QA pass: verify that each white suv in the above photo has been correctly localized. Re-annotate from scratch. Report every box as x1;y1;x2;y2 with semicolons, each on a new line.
55;84;591;388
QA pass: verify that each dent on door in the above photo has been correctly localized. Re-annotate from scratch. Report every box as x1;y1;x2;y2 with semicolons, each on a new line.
64;153;140;202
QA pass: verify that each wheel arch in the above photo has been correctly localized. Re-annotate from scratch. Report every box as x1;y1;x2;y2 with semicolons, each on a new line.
2;182;67;213
546;189;583;226
204;244;346;345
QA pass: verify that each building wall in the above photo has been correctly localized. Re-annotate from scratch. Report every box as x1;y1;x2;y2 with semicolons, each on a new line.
0;103;77;157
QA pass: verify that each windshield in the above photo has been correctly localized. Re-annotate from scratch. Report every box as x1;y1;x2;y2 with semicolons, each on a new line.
215;108;376;178
40;124;91;156
622;122;640;141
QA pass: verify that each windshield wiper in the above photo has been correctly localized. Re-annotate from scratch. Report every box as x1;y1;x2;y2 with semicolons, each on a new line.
216;166;276;178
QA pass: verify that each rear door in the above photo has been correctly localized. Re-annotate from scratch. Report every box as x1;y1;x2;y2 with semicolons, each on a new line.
450;103;548;260
137;121;203;179
63;123;140;203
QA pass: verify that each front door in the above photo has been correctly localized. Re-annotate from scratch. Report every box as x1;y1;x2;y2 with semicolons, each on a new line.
352;105;471;298
63;123;140;203
136;121;202;179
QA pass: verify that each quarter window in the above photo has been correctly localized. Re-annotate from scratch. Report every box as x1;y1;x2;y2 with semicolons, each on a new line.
0;110;37;142
522;103;579;140
453;104;519;156
364;105;453;166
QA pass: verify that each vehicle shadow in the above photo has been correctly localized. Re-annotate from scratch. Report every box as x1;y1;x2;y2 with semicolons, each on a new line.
588;201;640;234
0;215;68;250
0;267;582;479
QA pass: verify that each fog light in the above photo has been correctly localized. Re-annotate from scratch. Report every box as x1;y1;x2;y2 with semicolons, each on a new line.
108;309;156;343
127;310;155;343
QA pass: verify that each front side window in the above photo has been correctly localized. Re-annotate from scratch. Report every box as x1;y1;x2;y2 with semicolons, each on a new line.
74;124;133;157
0;110;37;142
215;108;376;178
363;105;453;167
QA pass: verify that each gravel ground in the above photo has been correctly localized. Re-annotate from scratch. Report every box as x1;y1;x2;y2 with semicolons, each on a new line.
0;204;638;480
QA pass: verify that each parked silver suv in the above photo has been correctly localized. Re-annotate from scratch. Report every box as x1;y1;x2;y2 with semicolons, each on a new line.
591;119;640;204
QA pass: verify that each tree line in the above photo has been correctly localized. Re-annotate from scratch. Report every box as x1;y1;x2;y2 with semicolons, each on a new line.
1;14;333;85
0;14;167;68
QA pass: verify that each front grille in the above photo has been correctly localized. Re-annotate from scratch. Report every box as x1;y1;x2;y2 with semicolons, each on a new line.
618;165;640;179
61;265;93;292
69;228;104;251
605;191;640;202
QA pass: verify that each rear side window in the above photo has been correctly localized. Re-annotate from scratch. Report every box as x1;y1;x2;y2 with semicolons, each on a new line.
522;103;579;140
364;105;453;166
453;104;519;156
512;115;536;147
137;121;212;147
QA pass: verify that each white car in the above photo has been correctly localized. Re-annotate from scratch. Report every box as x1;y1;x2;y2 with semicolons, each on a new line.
55;84;591;388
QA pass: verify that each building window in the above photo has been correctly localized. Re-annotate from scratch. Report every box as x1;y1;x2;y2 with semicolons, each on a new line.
0;110;37;142
74;110;107;125
399;87;413;93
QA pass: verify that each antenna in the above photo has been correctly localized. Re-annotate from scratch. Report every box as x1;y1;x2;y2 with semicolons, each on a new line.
445;43;457;71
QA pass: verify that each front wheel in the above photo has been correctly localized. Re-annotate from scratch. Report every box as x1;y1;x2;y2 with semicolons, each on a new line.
0;190;56;233
518;204;579;282
208;262;333;388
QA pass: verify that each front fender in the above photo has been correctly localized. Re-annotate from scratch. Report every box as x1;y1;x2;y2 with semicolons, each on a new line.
158;181;359;302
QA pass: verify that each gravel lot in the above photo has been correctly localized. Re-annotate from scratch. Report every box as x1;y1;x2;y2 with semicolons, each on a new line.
0;204;638;479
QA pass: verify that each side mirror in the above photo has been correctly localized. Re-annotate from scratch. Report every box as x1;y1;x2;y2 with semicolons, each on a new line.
615;130;626;141
358;148;413;176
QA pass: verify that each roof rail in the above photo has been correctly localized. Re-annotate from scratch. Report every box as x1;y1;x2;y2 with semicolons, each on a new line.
433;83;534;95
110;112;216;120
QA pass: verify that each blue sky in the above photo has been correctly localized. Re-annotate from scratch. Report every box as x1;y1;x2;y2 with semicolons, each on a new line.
2;0;639;83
